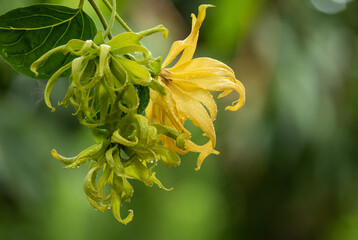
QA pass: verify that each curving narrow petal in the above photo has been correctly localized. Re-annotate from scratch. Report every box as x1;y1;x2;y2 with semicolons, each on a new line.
162;5;214;68
185;140;219;170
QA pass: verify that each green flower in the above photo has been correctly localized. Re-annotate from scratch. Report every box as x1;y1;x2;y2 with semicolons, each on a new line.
52;114;184;224
31;26;167;127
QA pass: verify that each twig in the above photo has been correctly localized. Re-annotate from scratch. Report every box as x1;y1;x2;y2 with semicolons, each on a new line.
88;0;113;39
102;0;133;32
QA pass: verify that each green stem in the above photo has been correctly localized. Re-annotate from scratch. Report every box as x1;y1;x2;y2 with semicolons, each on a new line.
138;25;168;39
88;0;113;39
102;0;133;32
103;0;116;39
79;0;85;9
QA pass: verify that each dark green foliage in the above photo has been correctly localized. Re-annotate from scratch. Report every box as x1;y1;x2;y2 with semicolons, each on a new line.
0;4;97;79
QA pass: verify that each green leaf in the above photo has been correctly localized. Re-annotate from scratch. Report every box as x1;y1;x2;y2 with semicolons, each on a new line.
0;4;97;79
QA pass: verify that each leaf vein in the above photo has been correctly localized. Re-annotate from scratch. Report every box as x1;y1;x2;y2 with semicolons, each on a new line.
54;21;70;47
0;9;81;31
0;31;26;46
10;28;53;57
80;11;85;39
6;14;65;23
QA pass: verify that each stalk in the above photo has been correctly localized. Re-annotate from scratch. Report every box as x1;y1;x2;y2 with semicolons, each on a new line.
103;0;117;39
102;0;133;32
88;0;113;39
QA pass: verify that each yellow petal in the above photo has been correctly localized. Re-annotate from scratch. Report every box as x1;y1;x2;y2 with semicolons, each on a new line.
170;57;235;78
222;80;245;111
162;43;189;68
167;83;216;147
185;140;219;170
162;5;214;68
149;87;186;133
168;80;217;121
166;58;245;111
145;99;154;122
147;85;217;161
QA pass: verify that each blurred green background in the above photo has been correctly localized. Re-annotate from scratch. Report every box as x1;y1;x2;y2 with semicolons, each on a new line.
1;0;358;239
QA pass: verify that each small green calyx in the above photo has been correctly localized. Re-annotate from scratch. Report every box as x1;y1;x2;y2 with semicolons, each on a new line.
93;30;106;45
147;56;163;77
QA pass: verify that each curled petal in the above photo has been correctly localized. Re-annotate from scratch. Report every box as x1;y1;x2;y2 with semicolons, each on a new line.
151;172;173;191
83;158;105;202
112;129;138;147
65;143;103;169
87;197;110;212
185;140;219;170
44;62;72;112
105;146;123;177
117;84;139;113
51;149;76;165
30;45;66;76
110;178;134;224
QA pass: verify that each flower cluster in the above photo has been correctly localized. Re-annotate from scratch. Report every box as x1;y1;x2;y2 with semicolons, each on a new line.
52;114;184;223
31;4;245;224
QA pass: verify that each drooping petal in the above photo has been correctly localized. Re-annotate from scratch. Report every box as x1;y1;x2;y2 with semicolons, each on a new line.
148;87;186;133
166;57;245;111
167;83;216;147
185;140;219;170
110;177;134;224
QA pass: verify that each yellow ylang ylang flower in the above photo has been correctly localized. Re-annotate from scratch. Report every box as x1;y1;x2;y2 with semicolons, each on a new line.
146;4;245;170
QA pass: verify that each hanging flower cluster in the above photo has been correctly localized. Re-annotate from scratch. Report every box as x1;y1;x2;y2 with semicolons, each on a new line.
7;2;245;224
